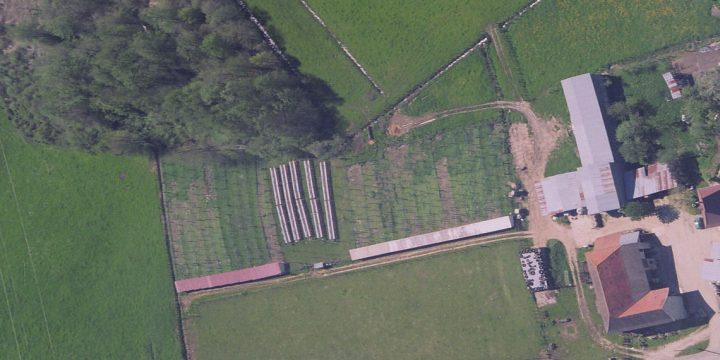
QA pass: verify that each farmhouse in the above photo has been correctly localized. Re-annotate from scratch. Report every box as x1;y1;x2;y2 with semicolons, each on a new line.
697;184;720;229
586;231;687;333
535;74;677;216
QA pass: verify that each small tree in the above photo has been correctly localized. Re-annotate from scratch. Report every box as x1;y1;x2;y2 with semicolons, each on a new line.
668;155;702;187
616;115;659;165
621;201;654;221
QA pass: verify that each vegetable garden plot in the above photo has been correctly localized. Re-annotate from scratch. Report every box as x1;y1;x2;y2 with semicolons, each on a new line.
331;112;516;247
162;158;270;279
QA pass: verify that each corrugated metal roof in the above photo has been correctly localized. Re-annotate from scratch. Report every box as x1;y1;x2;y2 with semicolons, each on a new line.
349;216;514;261
174;262;287;293
577;163;622;214
535;171;584;215
624;163;678;200
562;74;615;165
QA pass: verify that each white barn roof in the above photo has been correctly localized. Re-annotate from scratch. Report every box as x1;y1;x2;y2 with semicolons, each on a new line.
703;242;720;282
536;171;584;215
561;74;616;165
349;216;514;261
577;163;622;214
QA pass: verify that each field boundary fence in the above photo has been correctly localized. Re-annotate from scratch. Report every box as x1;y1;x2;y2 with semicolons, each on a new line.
153;151;189;360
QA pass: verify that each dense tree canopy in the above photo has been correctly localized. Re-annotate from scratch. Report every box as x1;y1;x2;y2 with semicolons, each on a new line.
0;0;340;158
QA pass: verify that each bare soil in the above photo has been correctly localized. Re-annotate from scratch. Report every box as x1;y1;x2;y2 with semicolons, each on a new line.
0;0;37;25
673;46;720;76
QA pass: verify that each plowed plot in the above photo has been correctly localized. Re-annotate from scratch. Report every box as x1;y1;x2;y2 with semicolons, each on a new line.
162;155;271;279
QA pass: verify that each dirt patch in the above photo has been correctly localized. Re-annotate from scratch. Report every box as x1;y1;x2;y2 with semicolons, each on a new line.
388;111;434;136
559;322;579;340
535;289;558;307
712;4;720;18
435;157;459;227
673;46;720;77
0;0;37;25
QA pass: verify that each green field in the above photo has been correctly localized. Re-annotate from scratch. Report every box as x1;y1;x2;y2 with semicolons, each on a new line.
250;0;527;127
162;154;272;279
507;0;720;99
245;0;385;129
0;111;181;358
188;239;544;359
401;48;498;116
544;135;581;177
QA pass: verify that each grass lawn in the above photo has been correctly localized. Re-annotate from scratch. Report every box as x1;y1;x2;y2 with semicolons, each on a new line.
507;0;720;99
540;289;620;358
162;154;271;279
246;0;385;129
544;135;581;177
401;48;498;116
188;239;544;359
0;111;181;358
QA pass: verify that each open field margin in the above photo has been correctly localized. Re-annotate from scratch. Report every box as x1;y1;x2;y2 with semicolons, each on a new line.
181;230;529;305
154;151;189;360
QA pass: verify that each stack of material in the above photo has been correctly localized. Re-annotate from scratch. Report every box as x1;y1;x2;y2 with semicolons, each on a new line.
268;159;338;243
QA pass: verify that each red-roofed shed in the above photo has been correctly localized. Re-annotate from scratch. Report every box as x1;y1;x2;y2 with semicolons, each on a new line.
174;262;288;293
698;184;720;229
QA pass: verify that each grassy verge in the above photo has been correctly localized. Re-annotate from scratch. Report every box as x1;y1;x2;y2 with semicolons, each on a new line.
0;111;181;358
401;48;497;116
547;239;573;287
544;135;581;177
507;0;720;98
677;339;710;356
187;239;544;359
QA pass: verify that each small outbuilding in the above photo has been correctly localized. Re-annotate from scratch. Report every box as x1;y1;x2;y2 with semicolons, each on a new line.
697;184;720;229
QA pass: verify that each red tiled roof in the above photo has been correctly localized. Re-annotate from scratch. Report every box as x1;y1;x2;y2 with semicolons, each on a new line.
619;288;669;318
698;184;720;228
595;249;635;317
586;232;621;266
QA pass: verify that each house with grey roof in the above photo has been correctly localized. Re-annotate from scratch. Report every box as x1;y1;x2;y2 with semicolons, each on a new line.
536;74;677;216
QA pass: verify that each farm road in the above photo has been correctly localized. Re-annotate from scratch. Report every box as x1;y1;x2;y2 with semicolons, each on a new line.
487;25;523;100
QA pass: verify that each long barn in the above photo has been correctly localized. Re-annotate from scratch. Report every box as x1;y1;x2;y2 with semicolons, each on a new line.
349;216;514;261
174;262;288;293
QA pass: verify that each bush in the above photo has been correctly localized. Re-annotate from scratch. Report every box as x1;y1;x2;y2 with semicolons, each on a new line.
621;200;655;221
